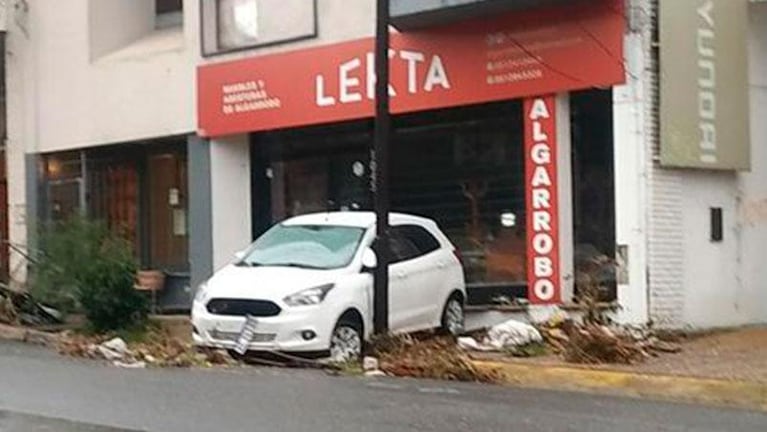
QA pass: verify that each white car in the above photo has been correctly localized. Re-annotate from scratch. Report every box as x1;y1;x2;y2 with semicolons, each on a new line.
191;212;466;362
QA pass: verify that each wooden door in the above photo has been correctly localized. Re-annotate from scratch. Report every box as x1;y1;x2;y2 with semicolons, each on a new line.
147;153;188;270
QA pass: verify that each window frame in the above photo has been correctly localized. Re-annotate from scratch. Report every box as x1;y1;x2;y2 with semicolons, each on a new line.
199;0;319;57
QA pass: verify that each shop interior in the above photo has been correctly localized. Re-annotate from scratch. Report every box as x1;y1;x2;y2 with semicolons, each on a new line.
252;90;616;305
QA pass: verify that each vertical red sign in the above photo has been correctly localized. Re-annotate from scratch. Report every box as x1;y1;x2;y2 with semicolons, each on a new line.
524;95;560;304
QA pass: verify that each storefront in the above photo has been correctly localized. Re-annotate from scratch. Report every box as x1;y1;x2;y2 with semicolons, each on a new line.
39;139;191;310
197;0;626;306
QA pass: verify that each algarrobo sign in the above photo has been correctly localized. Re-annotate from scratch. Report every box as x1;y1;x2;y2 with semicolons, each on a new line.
197;0;624;137
525;96;560;305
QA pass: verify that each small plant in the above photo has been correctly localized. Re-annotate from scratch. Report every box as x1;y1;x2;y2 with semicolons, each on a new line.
574;253;616;325
32;216;148;332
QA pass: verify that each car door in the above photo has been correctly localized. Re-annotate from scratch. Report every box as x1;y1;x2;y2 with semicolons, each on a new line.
386;230;421;333
392;225;446;329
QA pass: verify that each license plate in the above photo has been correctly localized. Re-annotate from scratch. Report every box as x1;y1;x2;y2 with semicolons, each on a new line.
233;315;259;355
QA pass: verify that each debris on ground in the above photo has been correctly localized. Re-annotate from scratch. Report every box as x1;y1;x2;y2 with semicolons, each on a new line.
456;319;543;353
97;337;130;361
527;305;568;326
363;356;379;371
536;319;684;365
368;333;501;383
559;321;646;364
0;284;63;327
57;328;237;369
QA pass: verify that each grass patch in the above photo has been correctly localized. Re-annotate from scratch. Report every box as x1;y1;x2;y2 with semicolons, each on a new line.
504;341;549;358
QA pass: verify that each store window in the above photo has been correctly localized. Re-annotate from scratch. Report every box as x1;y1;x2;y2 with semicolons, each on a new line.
42;142;189;273
392;102;526;291
43;152;84;222
254;101;526;298
257;122;372;223
571;89;617;301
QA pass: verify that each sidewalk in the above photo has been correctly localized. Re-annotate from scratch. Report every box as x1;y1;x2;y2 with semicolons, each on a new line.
472;326;767;411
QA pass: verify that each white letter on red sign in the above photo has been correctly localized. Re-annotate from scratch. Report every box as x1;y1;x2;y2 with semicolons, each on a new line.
339;58;362;103
424;55;451;91
534;280;556;301
400;50;425;94
525;95;560;305
315;76;336;107
529;98;551;120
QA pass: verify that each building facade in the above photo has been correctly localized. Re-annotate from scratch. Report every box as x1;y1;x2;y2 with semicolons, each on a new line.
3;0;766;328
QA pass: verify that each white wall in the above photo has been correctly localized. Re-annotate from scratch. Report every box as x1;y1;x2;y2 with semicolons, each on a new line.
30;0;197;153
612;31;650;325
734;2;767;324
676;3;767;327
8;0;373;154
678;172;741;327
5;3;35;287
209;135;252;272
646;2;767;328
88;0;154;60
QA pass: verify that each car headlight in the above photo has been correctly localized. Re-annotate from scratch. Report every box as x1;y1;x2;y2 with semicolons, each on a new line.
194;282;210;303
283;284;335;307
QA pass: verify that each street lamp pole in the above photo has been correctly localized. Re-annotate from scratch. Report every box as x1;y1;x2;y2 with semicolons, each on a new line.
372;0;391;334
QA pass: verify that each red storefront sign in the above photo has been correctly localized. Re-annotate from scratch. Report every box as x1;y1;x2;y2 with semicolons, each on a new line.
197;0;624;136
524;95;560;304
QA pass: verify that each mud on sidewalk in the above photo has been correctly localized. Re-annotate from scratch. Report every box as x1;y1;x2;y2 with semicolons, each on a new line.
471;326;767;411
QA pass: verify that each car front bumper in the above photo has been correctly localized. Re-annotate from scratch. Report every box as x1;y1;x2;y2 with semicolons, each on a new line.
191;300;334;353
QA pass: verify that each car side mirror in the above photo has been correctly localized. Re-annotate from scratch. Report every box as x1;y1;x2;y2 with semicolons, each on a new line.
361;248;377;271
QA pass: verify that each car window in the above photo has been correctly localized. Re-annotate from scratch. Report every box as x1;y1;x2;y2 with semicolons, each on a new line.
239;224;365;270
389;232;421;263
395;225;441;256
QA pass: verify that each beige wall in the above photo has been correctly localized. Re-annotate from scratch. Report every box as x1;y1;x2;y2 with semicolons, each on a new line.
27;0;197;153
4;0;375;285
11;0;376;154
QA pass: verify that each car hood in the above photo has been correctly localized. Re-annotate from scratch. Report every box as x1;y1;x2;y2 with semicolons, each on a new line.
206;264;347;301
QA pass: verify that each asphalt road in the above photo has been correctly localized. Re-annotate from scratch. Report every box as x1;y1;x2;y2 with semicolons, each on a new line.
1;341;766;432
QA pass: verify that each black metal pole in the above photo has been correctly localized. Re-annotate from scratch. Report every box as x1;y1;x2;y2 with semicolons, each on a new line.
372;0;390;334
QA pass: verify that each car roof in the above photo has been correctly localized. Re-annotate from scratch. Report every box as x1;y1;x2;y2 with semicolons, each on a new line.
281;211;435;229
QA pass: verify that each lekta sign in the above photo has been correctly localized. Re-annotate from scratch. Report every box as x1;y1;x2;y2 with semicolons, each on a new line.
315;50;451;107
525;96;560;305
198;0;624;136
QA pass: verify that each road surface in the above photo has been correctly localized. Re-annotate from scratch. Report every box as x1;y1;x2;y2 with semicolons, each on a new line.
1;341;766;432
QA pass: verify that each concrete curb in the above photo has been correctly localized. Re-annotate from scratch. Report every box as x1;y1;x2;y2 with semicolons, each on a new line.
473;361;767;411
0;323;60;346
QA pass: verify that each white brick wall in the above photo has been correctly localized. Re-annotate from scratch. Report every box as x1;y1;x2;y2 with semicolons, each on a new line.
644;0;686;327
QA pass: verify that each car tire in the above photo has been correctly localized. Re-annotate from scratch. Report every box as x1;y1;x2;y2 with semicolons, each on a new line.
441;294;465;336
329;318;363;363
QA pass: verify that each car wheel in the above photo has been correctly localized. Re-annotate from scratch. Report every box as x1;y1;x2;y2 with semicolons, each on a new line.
441;295;465;336
329;319;363;363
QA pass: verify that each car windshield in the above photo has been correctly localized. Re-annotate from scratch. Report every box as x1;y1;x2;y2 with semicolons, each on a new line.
238;224;365;270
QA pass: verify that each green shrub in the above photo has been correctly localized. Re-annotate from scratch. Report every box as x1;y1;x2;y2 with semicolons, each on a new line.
31;216;109;313
32;216;148;332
